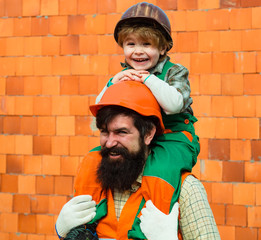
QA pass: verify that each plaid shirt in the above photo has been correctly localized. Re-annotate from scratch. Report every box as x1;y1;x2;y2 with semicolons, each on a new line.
113;175;220;240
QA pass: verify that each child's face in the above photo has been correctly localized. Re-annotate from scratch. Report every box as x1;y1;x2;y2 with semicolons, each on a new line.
122;33;165;71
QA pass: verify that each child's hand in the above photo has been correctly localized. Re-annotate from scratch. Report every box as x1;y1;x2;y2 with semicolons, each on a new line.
112;70;149;83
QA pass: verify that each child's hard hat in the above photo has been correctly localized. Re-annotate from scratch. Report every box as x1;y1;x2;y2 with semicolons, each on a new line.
90;81;165;135
114;2;173;51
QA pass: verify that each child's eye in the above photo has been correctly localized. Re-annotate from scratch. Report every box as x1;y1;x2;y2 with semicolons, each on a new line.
143;42;151;46
127;42;135;46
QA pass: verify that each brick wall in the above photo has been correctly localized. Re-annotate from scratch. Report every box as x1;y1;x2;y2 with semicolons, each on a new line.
0;0;260;239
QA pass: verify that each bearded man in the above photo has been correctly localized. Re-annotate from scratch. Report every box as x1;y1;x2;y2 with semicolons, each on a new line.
55;81;220;240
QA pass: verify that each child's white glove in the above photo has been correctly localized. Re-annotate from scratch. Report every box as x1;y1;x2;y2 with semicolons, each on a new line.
55;195;96;238
140;200;179;240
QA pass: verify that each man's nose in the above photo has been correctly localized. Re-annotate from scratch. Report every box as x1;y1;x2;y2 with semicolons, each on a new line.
105;133;118;148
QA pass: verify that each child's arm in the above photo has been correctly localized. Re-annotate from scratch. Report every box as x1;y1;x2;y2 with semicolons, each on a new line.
142;65;191;115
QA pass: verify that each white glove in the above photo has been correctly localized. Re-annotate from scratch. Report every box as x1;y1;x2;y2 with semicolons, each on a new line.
55;195;96;238
140;200;179;240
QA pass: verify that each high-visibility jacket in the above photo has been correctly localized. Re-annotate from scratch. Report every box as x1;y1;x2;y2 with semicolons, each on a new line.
74;147;191;240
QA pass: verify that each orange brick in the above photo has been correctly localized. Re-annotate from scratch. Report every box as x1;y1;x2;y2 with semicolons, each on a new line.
198;0;219;9
15;135;33;155
223;161;244;182
42;37;60;56
235;52;256;73
3;116;21;134
257;184;261;205
213;52;234;73
0;18;14;37
87;136;100;152
98;35;118;55
21;116;38;135
90;55;109;75
177;0;197;10
238;118;259;139
71;55;90;75
79;35;98;55
40;0;58;15
38;116;55;136
33;136;52;155
85;14;106;34
51;96;70;115
199;74;221;95
6;77;24;95
192;159;200;178
15;57;34;76
189;74;200;96
105;13;121;34
233;183;255;205
192;96;211;117
226;205;247;226
245;162;261;182
36;176;54;194
220;30;241;52
69;136;89;156
6;155;23;174
0;77;5;95
1;174;18;193
33;96;52;115
13;194;31;213
49;16;68;35
14;18;31;36
220;0;240;8
190;53;212;74
0;213;18;233
48;195;67;214
22;0;40;16
5;0;22;17
60;156;79;176
6;37;24;56
75;116;94;135
23;37;42;56
200;159;222;181
197;138;208;160
18;214;36;233
97;0;116;13
186;10;207;31
0;135;15;154
252;6;261;28
211;96;233;117
230;140;251;161
61;36;79;55
242;0;261;7
252;140;261;161
116;0;136;13
60;76;79;95
230;8;252;29
210;203;225;225
77;0;97;14
41;76;60;95
0;38;6;56
33;57;52;76
235;227;258;240
24;155;42;174
233;96;256;117
206;9;230;30
212;182;233;204
18;175;36;194
108;55;125;75
0;57;15;75
258;52;261;72
244;74;261;95
209;139;230;160
0;232;9;240
98;75;111;93
31;195;49;214
198;31;220;52
52;56;71;75
51;136;69;156
24;77;42;96
248;206;261;227
36;214;54;234
56;116;75;136
70;96;89;116
31;17;49;36
79;76;98;95
59;0;77;15
242;29;261;51
54;176;73;195
0;155;6;174
195;117;216;138
221;74;244;96
68;15;86;35
176;32;198;53
202;181;212;201
42;156;60;175
0;193;13;213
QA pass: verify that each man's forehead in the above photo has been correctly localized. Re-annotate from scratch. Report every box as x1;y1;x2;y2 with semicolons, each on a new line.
102;114;135;130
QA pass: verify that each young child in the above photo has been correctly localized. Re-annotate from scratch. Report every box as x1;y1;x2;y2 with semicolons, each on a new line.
96;1;200;167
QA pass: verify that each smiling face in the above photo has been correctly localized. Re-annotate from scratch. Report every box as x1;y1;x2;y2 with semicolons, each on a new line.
122;33;165;71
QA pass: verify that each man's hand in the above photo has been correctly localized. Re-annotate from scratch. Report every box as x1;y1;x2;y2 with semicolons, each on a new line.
55;195;96;238
112;69;149;83
140;200;179;240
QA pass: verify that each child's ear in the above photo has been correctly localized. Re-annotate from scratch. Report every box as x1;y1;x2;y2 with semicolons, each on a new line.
160;46;167;56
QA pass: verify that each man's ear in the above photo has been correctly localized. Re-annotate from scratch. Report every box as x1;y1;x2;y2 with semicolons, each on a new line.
144;126;156;146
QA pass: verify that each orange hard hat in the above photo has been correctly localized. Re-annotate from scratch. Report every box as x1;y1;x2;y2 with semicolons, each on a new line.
90;81;164;134
114;2;173;51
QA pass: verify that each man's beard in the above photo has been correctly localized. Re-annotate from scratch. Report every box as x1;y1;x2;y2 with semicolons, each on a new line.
96;142;147;192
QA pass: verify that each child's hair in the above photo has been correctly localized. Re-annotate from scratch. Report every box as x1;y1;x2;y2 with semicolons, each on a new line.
117;23;171;61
